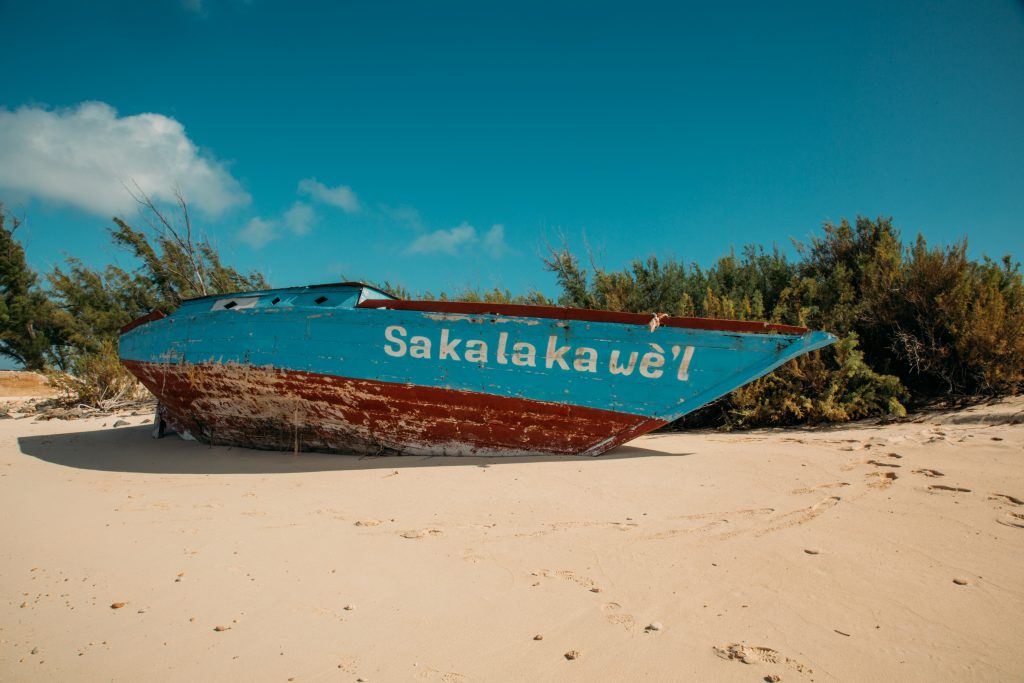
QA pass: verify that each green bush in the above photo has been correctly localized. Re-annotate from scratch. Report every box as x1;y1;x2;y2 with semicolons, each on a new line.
46;339;149;409
544;216;1021;428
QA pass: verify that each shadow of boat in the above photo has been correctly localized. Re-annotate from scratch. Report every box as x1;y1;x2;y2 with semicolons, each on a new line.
17;425;691;475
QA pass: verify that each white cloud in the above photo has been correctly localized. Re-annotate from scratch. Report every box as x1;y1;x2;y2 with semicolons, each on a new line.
237;217;276;249
283;201;315;235
0;102;249;217
407;222;511;257
482;224;508;258
298;177;360;213
408;223;477;255
237;203;319;249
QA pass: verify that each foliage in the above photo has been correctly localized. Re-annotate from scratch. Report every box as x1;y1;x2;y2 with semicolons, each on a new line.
6;194;1020;427
424;286;552;306
45;191;268;366
4;191;269;406
0;205;59;370
678;333;908;429
46;338;150;409
545;216;1022;428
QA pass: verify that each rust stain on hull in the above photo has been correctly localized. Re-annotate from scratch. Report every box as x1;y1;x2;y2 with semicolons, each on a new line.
123;360;665;457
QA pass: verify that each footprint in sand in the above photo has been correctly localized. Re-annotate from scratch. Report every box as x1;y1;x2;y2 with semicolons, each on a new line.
417;666;467;683
843;453;904;471
646;508;774;540
790;482;849;495
841;458;873;471
732;497;840;539
989;493;1023;506
713;643;812;674
461;549;487;563
539;569;601;592
399;529;443;539
996;512;1024;529
600;602;638;632
925;485;971;494
865;459;901;468
867;471;898;489
912;469;945;478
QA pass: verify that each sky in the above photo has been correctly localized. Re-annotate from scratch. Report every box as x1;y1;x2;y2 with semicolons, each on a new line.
1;0;1022;302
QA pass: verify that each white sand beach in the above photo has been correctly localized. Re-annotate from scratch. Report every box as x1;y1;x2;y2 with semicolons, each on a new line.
1;393;1022;681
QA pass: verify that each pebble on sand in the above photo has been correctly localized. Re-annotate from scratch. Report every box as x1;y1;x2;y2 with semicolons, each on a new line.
533;634;543;640
112;419;130;427
564;650;580;661
645;622;663;632
344;604;355;611
110;602;126;609
214;625;231;631
953;578;968;586
804;549;820;555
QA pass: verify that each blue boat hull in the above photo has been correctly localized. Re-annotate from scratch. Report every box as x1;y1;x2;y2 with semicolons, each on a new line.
119;283;835;456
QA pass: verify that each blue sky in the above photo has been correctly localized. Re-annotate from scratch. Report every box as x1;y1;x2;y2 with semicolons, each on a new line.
1;0;1022;300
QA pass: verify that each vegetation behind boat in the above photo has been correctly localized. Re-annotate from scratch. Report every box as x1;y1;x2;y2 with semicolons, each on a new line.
2;200;1021;429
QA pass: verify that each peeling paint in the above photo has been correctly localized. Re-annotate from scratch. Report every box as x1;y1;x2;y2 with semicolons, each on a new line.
124;360;664;457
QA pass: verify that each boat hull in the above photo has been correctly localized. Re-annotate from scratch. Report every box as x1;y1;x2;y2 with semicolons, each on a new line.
122;359;664;456
119;283;836;456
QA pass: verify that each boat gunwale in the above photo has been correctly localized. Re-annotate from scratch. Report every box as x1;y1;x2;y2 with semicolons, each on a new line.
121;281;810;337
356;299;809;335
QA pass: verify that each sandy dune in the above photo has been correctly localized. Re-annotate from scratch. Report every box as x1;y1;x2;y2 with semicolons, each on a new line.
1;397;1022;681
0;371;57;401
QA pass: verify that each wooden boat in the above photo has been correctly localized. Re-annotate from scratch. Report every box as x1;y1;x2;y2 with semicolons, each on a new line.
118;282;835;456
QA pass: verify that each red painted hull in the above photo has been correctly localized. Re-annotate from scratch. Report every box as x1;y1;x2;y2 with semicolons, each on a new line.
123;360;665;456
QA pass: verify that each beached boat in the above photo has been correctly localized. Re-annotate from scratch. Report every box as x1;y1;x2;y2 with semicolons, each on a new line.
118;282;835;456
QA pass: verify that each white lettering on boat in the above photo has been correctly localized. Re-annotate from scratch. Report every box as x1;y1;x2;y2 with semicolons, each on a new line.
382;325;695;381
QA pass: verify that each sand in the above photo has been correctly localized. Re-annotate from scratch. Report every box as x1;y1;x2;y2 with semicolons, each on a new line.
1;394;1022;681
0;371;57;401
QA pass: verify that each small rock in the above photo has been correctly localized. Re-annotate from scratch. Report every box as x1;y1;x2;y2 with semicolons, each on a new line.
344;604;355;611
645;622;663;632
953;578;968;586
765;675;781;682
112;419;130;428
533;634;543;641
110;602;126;609
564;650;580;661
214;624;231;631
589;587;601;593
804;549;819;555
30;647;39;655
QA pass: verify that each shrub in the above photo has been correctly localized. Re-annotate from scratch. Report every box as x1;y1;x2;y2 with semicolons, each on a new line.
46;339;149;409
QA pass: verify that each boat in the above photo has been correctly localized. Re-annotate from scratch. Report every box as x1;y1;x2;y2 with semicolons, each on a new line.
118;282;836;456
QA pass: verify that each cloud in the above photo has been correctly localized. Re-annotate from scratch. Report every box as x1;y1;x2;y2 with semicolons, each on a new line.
283;201;315;235
0;102;249;217
482;224;509;258
237;217;276;249
237;202;319;249
407;222;511;257
298;177;360;213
